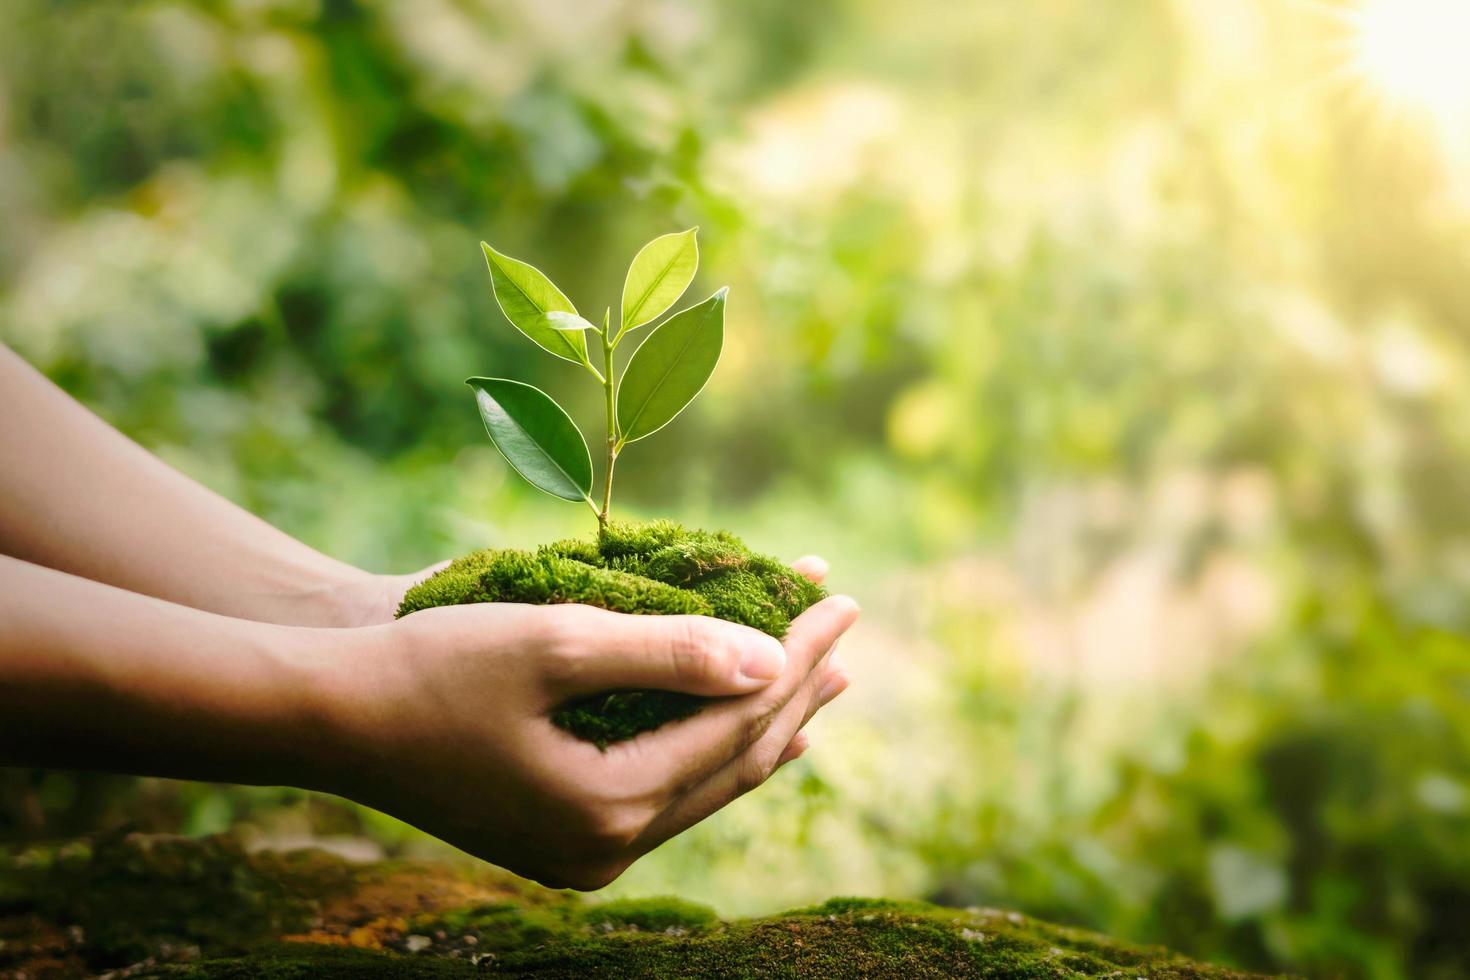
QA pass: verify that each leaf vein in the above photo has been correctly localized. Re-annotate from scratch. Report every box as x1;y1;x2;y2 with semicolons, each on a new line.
622;305;712;437
627;253;681;327
493;255;581;360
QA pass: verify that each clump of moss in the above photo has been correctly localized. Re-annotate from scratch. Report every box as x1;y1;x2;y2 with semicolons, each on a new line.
546;690;705;750
396;521;826;747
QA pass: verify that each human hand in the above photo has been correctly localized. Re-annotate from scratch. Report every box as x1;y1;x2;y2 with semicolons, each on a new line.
319;563;449;628
312;588;857;890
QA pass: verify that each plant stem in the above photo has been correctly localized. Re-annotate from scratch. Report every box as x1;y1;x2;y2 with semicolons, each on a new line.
598;308;617;532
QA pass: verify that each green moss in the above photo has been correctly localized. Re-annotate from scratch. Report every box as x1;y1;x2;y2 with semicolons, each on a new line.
412;900;569;953
138;901;1265;979
490;901;1269;979
0;835;1270;979
156;943;474;979
0;833;345;969
411;900;1263;979
579;896;719;934
548;690;704;750
396;521;827;746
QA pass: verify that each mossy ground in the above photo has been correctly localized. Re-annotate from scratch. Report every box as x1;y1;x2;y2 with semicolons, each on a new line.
396;521;827;746
0;834;1274;979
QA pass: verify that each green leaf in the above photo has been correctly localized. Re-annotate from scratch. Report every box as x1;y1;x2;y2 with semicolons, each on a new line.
466;377;593;501
616;287;726;444
620;227;699;336
481;243;588;364
543;311;598;333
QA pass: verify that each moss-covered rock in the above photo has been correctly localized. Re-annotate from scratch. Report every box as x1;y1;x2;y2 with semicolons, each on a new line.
0;834;1275;979
396;521;827;746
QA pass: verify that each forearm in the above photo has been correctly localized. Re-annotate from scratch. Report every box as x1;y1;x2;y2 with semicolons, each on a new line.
0;553;344;786
0;344;376;626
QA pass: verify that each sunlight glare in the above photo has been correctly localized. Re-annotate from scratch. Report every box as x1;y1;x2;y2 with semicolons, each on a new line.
1350;0;1470;123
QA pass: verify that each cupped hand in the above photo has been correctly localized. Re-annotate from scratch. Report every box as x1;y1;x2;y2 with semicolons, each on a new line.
314;583;855;890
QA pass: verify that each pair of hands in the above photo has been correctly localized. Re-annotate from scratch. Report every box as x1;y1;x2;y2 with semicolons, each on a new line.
322;558;856;890
0;346;859;890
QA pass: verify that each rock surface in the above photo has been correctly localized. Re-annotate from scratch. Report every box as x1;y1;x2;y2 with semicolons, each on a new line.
0;834;1274;978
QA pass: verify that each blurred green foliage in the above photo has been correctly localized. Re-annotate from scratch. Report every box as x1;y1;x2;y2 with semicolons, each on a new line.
3;1;1470;977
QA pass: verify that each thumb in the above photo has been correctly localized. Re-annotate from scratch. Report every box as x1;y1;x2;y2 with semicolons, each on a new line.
412;559;454;583
548;606;787;698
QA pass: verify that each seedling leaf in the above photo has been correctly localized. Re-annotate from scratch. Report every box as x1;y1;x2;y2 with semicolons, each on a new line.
616;288;726;444
467;377;593;501
482;243;588;364
620;228;699;337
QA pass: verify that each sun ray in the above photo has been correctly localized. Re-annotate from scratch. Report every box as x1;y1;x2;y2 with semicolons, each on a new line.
1345;0;1470;132
1284;0;1470;173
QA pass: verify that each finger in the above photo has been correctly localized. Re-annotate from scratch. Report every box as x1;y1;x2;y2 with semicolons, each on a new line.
635;623;850;845
789;555;828;585
636;658;831;847
775;730;810;767
777;661;848;764
808;654;850;722
610;595;860;797
771;649;849;750
546;606;788;699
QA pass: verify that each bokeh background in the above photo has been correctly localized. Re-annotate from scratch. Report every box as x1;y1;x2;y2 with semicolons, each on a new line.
4;0;1470;976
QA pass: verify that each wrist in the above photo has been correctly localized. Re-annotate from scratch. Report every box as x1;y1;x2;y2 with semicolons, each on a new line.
280;568;382;629
182;620;366;791
287;622;408;798
317;570;426;629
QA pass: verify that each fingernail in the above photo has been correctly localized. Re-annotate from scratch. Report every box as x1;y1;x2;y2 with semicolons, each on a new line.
739;637;787;681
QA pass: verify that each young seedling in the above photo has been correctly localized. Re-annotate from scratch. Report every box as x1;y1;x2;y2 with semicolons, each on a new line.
473;229;723;530
403;239;819;743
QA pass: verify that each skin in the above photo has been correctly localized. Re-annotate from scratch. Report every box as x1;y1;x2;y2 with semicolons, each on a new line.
0;344;418;628
0;344;855;888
